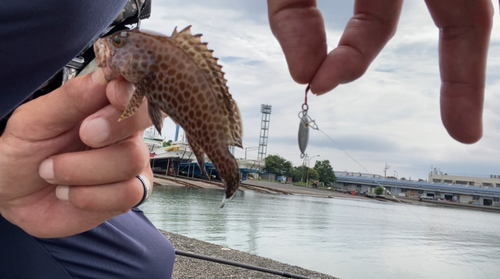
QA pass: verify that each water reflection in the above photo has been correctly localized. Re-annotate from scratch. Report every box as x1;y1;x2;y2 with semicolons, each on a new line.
141;186;500;279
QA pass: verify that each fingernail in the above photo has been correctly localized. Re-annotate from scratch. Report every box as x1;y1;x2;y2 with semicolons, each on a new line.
56;186;69;202
116;81;135;107
39;158;54;181
92;68;107;85
82;118;111;144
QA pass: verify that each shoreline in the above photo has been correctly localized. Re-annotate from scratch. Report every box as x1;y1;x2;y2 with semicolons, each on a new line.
160;230;337;279
154;174;500;213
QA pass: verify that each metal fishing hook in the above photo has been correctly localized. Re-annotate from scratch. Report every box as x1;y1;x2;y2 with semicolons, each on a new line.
298;85;319;158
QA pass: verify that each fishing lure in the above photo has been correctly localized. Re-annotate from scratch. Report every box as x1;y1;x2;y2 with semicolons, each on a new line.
298;85;318;158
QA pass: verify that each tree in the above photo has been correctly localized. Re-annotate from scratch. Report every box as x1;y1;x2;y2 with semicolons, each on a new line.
375;185;384;196
264;155;293;177
291;166;305;182
313;160;336;184
307;168;319;181
163;140;172;147
290;165;319;183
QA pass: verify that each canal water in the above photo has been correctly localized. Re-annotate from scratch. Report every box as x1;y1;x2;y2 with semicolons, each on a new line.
140;186;500;279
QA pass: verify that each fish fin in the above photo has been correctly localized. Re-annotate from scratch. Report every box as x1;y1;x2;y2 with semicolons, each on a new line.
221;156;240;201
119;88;145;121
147;100;164;135
228;98;243;148
169;26;243;148
186;133;210;179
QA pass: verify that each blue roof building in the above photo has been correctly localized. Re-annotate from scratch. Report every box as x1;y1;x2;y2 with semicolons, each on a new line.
335;171;500;206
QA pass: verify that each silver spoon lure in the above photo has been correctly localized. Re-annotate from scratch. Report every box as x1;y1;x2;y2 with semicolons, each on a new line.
298;85;318;158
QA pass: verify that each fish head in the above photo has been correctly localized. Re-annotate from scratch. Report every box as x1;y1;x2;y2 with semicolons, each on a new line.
94;30;156;83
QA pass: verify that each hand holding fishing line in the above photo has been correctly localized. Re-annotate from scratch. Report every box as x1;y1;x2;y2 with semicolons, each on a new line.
268;0;492;144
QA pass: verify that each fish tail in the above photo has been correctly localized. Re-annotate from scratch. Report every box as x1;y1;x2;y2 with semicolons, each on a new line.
220;192;237;208
211;147;240;208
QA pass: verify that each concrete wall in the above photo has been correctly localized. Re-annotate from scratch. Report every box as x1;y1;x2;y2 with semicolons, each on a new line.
459;194;473;204
407;189;419;197
260;173;275;182
360;185;371;193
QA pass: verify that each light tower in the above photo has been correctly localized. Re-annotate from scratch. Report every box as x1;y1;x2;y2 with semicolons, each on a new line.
258;104;272;161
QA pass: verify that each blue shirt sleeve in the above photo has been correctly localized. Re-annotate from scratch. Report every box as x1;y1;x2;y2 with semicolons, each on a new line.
0;0;126;119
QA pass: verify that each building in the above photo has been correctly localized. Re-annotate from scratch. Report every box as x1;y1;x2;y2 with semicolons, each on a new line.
428;170;500;187
335;171;500;207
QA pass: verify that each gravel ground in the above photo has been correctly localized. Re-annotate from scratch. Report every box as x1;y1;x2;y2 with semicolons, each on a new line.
160;230;338;279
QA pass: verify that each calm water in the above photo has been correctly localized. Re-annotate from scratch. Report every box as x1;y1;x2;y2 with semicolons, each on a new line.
140;186;500;279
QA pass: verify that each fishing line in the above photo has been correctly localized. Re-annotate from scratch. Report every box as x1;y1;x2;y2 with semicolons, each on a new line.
313;125;406;204
297;86;402;202
303;105;492;279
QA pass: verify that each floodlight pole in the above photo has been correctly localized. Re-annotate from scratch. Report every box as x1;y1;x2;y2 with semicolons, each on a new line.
306;155;320;186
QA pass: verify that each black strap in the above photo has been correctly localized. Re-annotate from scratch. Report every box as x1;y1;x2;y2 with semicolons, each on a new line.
113;0;151;26
66;0;152;71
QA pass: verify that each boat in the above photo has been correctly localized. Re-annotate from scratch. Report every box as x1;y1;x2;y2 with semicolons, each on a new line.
150;141;195;162
142;126;266;179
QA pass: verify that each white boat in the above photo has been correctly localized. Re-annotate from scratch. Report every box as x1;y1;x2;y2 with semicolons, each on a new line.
143;126;266;176
237;159;265;172
150;141;195;162
143;127;164;152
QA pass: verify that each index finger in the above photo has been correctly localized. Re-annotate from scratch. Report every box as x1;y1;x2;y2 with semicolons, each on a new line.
424;0;493;144
267;0;404;93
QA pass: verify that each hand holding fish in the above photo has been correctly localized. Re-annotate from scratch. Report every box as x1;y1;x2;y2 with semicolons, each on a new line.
267;0;492;144
0;70;153;238
94;27;243;206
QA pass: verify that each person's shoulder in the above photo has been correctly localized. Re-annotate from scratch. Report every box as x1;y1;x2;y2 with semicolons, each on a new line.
0;0;128;119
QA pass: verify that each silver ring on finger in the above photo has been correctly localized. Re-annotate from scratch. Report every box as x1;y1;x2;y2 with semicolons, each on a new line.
134;174;152;207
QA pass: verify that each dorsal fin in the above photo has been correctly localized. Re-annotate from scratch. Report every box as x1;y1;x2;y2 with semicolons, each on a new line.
169;26;242;147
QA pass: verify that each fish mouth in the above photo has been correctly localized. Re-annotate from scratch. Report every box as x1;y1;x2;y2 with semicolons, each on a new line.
93;38;118;80
93;38;110;68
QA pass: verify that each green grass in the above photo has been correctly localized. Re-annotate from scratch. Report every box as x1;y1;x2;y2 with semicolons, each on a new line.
292;181;314;187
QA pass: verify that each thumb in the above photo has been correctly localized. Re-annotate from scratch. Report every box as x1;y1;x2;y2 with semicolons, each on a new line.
6;69;109;141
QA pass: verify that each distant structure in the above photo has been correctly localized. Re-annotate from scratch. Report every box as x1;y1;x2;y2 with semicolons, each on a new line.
335;171;500;206
144;126;163;140
384;163;390;177
174;124;180;141
257;104;272;161
429;168;500;187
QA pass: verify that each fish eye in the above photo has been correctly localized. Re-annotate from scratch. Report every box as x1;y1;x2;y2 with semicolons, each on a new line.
112;36;125;47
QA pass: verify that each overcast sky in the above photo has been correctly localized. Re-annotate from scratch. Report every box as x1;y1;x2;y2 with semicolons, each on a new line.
141;0;500;181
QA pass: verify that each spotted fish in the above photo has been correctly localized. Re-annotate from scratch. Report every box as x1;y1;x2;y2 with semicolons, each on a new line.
94;27;243;206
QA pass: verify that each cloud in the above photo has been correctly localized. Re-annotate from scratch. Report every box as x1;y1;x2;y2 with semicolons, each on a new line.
141;0;500;181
